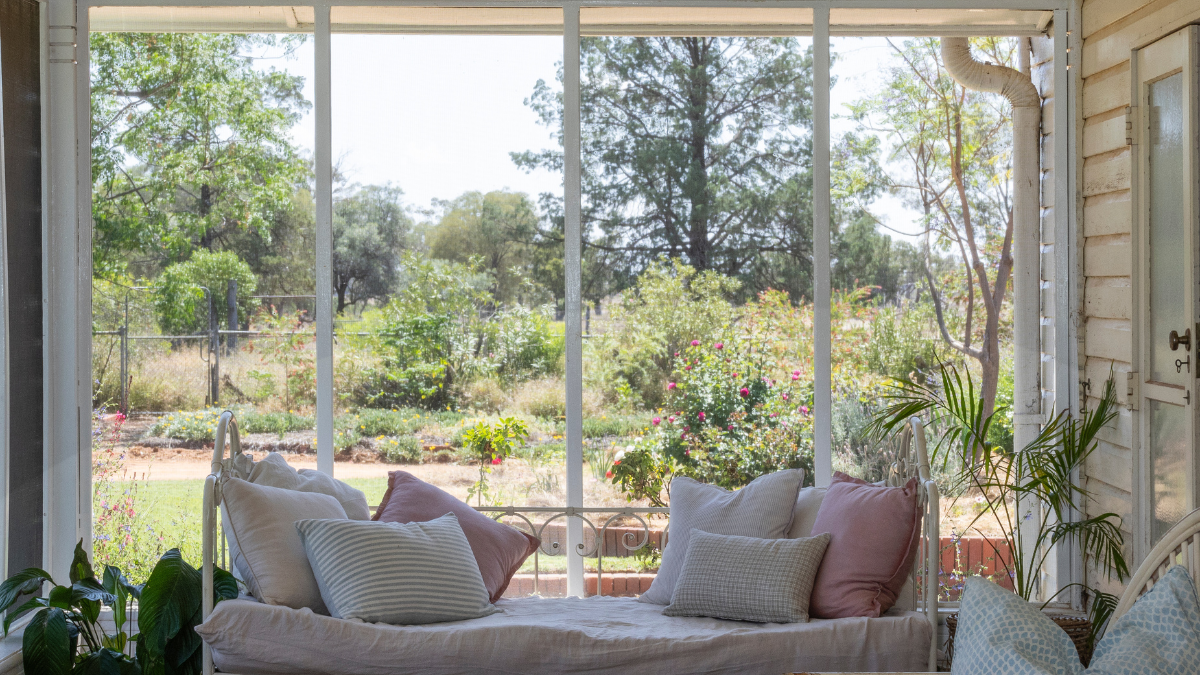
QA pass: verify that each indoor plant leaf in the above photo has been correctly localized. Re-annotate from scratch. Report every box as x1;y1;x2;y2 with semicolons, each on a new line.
0;567;54;617
70;540;96;584
3;597;49;636
23;607;73;675
137;549;201;675
212;567;238;602
73;647;139;675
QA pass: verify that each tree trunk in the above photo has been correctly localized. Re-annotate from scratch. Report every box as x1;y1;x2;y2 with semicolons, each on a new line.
683;38;712;271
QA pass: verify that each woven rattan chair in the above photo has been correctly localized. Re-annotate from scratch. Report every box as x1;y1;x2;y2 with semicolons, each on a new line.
1110;509;1200;623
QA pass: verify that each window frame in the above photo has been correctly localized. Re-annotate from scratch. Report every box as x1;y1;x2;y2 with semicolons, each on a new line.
57;0;1078;602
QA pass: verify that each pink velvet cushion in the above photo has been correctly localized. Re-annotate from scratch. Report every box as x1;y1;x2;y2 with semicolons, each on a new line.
373;471;539;602
808;472;921;619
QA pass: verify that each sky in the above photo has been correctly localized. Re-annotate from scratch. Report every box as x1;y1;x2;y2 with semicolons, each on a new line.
277;35;921;237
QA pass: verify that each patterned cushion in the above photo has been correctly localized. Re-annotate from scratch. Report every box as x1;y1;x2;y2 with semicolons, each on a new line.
663;531;830;623
1088;566;1200;675
952;575;1083;675
295;513;497;625
639;469;804;605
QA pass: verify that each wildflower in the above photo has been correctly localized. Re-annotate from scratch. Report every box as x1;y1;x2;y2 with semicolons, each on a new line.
714;342;723;350
739;387;750;397
691;340;700;346
667;382;677;390
652;417;661;426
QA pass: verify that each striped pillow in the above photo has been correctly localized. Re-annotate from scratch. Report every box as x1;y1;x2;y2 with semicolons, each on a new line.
295;513;497;625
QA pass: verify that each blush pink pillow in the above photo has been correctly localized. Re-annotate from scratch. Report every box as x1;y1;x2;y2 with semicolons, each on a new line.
373;471;539;602
808;472;921;619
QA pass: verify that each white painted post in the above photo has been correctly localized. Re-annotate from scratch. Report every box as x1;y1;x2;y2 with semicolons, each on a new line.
0;11;9;579
315;5;335;476
76;0;94;557
813;5;832;487
563;1;585;598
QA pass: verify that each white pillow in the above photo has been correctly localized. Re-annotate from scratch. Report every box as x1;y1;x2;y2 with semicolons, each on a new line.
221;478;347;613
787;486;826;539
639;469;804;605
249;452;371;520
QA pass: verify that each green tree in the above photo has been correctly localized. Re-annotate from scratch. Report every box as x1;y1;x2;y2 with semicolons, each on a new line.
515;37;814;294
153;250;258;336
91;33;309;278
333;184;412;314
845;37;1018;418
427;191;540;305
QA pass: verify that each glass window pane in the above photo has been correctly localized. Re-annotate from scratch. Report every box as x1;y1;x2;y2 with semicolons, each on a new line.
1147;72;1186;383
90;10;314;578
1150;399;1190;543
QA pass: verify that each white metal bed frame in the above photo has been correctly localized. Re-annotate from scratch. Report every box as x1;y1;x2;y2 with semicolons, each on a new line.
199;410;941;673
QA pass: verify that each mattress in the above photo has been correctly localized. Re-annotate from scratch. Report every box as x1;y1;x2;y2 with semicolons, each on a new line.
196;595;931;674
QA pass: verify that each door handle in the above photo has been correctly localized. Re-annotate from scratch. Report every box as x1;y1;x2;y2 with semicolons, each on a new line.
1170;328;1192;351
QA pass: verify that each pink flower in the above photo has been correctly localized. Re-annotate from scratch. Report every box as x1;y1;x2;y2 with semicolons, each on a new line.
668;416;675;423
739;387;750;398
691;340;700;346
727;425;734;431
698;412;706;421
668;382;677;390
714;342;724;350
792;369;800;376
684;449;690;456
770;412;778;417
733;372;739;378
800;405;810;415
782;393;789;401
681;432;687;439
492;456;503;465
685;365;692;370
684;426;691;432
115;412;126;422
791;373;800;381
674;351;680;357
652;417;661;426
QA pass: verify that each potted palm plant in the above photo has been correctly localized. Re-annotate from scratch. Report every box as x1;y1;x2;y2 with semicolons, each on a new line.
868;364;1127;665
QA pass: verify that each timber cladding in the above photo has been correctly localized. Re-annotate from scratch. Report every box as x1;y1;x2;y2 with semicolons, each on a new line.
1079;0;1200;597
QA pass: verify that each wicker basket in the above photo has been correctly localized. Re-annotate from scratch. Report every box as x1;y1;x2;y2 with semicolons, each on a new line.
946;612;1093;666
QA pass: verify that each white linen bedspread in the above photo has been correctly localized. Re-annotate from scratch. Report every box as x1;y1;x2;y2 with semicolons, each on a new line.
196;595;931;674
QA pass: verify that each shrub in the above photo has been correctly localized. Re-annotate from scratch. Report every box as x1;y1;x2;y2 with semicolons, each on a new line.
510;377;604;420
864;302;940;380
610;337;813;501
586;259;740;409
461;378;507;413
378;435;422;463
476;304;565;383
153;250;258;336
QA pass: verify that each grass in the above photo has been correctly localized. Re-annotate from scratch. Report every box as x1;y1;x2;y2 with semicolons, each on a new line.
102;476;655;582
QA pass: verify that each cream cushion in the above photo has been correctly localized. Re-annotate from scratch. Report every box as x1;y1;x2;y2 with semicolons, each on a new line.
222;477;348;613
787;486;827;539
248;452;371;520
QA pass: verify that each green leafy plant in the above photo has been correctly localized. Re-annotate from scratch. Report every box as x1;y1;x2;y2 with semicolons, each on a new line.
151;250;258;337
869;363;1127;647
461;417;529;505
0;543;236;675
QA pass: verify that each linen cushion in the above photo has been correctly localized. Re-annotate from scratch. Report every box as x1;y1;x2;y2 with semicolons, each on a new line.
221;477;348;613
296;513;497;625
1087;565;1200;675
663;531;830;623
951;575;1083;675
249;452;371;520
787;486;827;539
639;469;804;605
373;471;539;602
808;471;921;618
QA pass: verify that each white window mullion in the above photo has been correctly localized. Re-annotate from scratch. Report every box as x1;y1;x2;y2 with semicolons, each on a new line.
563;1;585;598
315;3;335;476
813;4;832;487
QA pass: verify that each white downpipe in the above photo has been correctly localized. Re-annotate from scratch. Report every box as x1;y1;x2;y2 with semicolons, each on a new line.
941;37;1043;595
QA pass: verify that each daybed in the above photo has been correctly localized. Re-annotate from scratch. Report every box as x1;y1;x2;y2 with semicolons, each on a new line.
196;412;941;675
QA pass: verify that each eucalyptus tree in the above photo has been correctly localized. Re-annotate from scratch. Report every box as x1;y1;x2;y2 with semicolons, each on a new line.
332;184;413;314
427;191;541;306
91;33;310;279
514;37;816;298
845;37;1018;418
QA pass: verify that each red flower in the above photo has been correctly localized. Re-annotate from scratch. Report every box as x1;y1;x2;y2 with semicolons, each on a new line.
606;470;614;479
667;382;677;390
492;456;503;465
613;459;621;466
739;387;750;397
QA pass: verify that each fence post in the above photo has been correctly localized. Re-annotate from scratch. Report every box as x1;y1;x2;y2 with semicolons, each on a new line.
209;290;220;405
227;279;238;354
119;325;128;414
